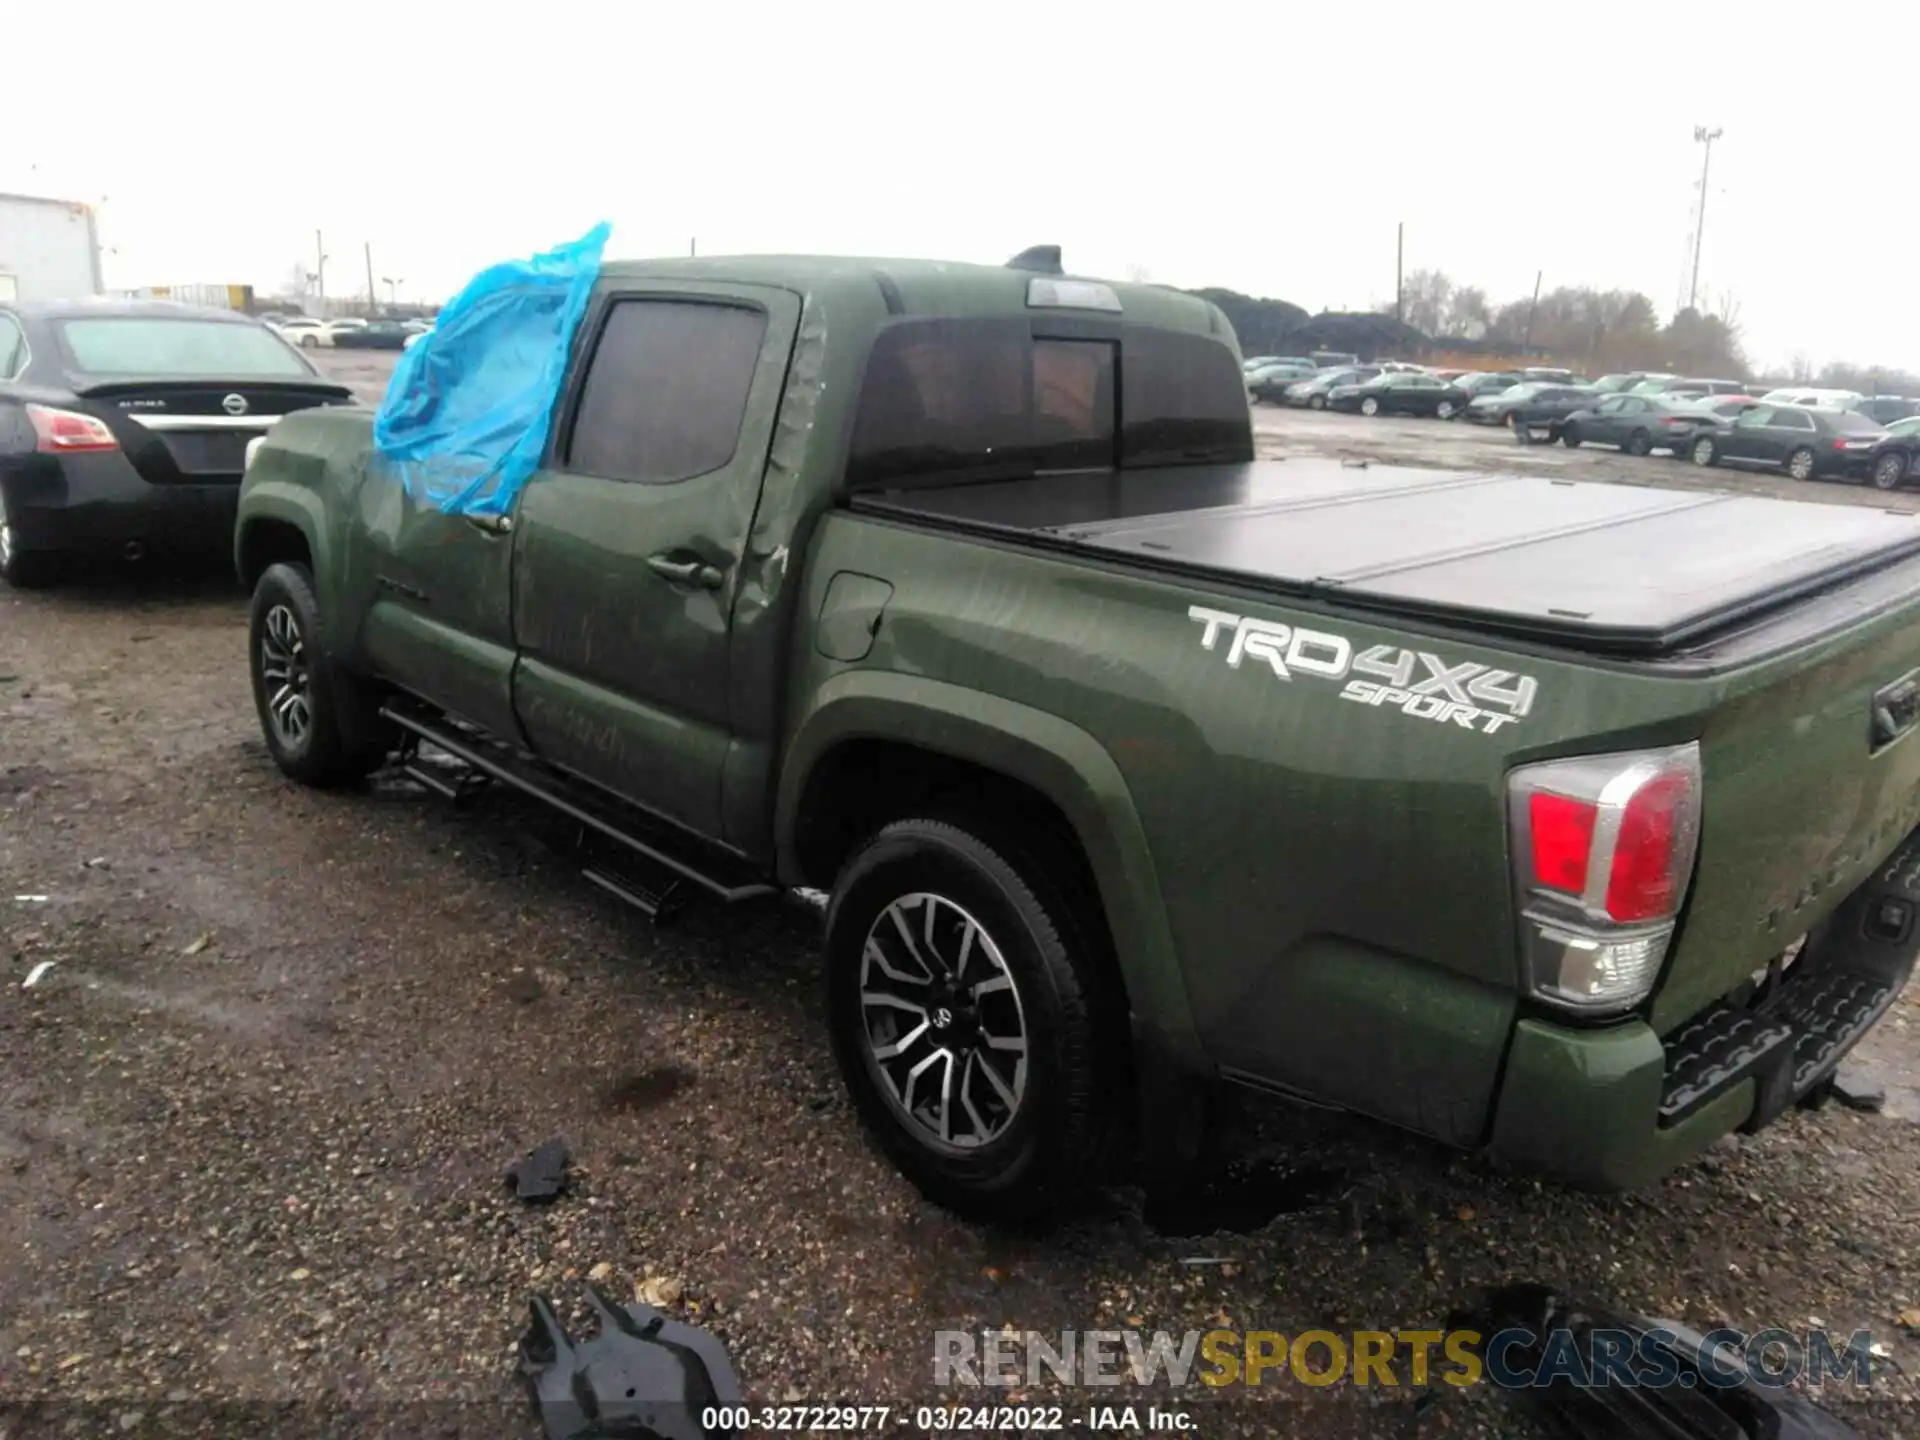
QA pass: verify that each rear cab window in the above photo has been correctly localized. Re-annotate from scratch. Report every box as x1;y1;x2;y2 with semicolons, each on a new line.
56;318;311;377
846;318;1249;491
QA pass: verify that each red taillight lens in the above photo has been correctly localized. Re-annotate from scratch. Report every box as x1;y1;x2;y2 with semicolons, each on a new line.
1605;772;1690;921
26;404;119;454
1529;792;1596;893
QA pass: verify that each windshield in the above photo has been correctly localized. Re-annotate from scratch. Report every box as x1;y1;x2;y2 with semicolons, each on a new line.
58;318;311;377
1493;383;1539;399
1890;417;1920;437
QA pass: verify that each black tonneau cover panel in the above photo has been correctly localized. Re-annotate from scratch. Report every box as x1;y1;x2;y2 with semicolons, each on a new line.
852;459;1920;657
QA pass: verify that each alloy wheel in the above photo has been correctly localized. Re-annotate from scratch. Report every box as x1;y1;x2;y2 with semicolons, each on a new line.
259;603;314;750
1788;449;1815;481
1873;453;1905;490
858;891;1030;1150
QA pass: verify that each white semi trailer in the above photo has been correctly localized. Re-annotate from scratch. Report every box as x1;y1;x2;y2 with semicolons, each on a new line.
0;192;104;302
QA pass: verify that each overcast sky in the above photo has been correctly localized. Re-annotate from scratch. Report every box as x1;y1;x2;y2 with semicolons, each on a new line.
7;1;1916;374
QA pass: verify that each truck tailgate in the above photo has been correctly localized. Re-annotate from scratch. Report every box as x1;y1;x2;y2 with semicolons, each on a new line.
1654;585;1920;1034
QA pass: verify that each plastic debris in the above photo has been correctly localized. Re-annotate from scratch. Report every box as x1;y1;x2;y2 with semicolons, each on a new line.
505;1138;571;1203
519;1282;742;1440
13;895;48;904
181;933;213;957
22;961;56;989
374;222;611;519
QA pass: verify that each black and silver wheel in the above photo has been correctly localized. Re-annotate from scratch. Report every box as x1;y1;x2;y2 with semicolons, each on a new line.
1787;447;1817;482
1691;435;1717;466
1624;428;1652;457
1871;451;1907;491
1436;399;1457;420
1359;396;1380;417
0;495;59;589
1307;393;1327;411
248;562;393;787
825;817;1114;1222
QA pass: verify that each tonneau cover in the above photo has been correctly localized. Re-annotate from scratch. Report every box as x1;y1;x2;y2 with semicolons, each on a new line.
854;460;1920;656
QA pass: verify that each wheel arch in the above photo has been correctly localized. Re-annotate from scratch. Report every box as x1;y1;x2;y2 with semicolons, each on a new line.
777;671;1204;1068
235;489;329;597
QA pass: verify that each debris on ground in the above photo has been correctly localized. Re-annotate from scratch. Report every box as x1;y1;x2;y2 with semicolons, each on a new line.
504;1138;571;1203
519;1283;741;1440
180;932;213;957
1831;1065;1889;1113
634;1275;685;1308
21;961;56;990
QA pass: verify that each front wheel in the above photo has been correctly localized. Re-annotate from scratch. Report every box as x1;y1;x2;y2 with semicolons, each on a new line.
299;334;319;349
1623;428;1652;458
1787;447;1817;482
1359;396;1381;417
1307;394;1327;411
1561;425;1581;449
1435;399;1457;420
1691;435;1718;467
1872;451;1907;491
825;818;1115;1223
248;562;394;787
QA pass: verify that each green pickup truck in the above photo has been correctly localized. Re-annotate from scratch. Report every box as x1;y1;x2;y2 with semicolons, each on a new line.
235;249;1920;1221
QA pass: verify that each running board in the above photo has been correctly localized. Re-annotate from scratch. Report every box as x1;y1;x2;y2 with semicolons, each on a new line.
378;703;777;909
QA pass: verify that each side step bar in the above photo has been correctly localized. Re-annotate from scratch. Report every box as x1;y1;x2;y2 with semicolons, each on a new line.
379;704;778;915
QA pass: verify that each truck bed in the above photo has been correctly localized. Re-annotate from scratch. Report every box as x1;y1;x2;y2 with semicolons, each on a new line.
851;459;1920;658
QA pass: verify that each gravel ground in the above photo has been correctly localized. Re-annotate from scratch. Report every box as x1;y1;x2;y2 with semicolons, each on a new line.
1;356;1917;1438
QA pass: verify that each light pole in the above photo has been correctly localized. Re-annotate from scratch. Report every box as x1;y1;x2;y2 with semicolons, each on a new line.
382;276;403;307
1687;126;1722;313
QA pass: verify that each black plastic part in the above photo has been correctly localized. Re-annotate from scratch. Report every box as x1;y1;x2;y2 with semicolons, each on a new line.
1005;244;1064;275
519;1284;743;1440
505;1138;571;1203
1657;826;1920;1129
1454;1283;1864;1440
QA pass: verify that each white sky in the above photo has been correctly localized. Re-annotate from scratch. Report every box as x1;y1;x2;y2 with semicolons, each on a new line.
8;1;1917;374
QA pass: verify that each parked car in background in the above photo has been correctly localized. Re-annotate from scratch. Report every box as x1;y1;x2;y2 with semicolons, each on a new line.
330;320;421;351
1520;366;1577;384
1857;396;1920;426
1758;387;1865;411
1689;404;1886;481
1559;393;1719;457
1244;354;1315;373
1625;374;1686;396
1466;381;1596;439
0;299;353;586
1438;371;1524;414
1866;415;1920;490
1327;370;1458;417
1664;379;1748;399
1309;350;1359;368
1246;361;1320;401
1696;395;1760;421
1283;366;1381;409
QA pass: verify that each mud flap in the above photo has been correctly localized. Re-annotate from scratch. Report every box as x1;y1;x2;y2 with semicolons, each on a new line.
519;1283;743;1439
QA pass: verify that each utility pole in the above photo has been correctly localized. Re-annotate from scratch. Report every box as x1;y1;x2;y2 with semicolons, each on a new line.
690;237;697;257
382;277;403;306
1687;125;1722;313
1394;222;1404;325
1522;269;1543;351
364;241;378;314
314;230;327;309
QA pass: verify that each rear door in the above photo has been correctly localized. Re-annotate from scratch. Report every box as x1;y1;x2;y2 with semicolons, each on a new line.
1720;405;1773;463
510;282;800;839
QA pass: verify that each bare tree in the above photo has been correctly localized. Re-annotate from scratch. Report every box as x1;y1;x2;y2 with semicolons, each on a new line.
1124;262;1155;285
281;264;314;306
1789;350;1814;384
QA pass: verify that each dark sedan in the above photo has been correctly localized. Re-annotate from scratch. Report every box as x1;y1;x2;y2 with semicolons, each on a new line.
1866;415;1920;490
1464;382;1596;440
1436;370;1524;415
1557;393;1719;457
1687;403;1887;482
1327;371;1459;417
0;300;354;586
1282;365;1381;409
330;319;425;351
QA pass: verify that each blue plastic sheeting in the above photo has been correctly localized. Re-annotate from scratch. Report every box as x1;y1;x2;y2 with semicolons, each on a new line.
372;222;611;517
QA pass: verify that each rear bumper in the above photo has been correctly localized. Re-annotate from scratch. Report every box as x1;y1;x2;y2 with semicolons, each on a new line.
2;452;238;555
1486;824;1920;1190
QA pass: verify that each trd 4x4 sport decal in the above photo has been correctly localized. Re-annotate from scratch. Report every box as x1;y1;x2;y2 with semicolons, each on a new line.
1188;606;1537;735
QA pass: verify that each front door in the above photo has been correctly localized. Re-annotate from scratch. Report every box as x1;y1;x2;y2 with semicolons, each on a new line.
510;281;801;840
1720;405;1773;463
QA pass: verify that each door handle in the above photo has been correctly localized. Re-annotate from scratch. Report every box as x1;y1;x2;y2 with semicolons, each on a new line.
465;512;513;537
646;554;725;590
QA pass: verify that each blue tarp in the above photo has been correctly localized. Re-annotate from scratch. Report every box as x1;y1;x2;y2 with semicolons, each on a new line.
372;222;612;517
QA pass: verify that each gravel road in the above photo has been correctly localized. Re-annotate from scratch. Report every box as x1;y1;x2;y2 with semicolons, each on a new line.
1;359;1917;1437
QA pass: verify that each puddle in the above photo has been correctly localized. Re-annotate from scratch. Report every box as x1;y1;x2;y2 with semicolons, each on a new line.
1144;1159;1352;1237
601;1065;693;1115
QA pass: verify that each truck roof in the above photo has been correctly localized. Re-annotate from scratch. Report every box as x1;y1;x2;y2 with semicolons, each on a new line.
597;254;1229;338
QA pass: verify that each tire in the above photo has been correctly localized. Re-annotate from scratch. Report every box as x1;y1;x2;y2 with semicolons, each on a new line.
1624;428;1652;458
1787;447;1817;482
0;494;62;589
1307;394;1327;411
1359;396;1380;417
1871;451;1907;491
824;817;1114;1223
248;562;394;787
1561;425;1581;449
1691;435;1717;467
1436;399;1457;420
299;334;319;349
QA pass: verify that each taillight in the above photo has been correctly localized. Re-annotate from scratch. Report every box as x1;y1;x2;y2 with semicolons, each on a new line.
25;404;119;454
1507;744;1702;1014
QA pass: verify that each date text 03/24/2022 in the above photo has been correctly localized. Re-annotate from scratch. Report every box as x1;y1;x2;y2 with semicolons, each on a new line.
700;1406;1196;1432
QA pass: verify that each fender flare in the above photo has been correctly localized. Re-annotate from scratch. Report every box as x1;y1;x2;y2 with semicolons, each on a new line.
777;669;1204;1067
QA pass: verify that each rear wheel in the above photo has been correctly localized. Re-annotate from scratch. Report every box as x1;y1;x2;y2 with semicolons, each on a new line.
1307;394;1327;411
1872;451;1908;491
1561;425;1581;449
0;497;61;589
825;817;1115;1223
1359;396;1381;417
299;334;319;349
1787;447;1817;482
1435;399;1457;420
1691;435;1718;467
1624;428;1652;457
248;562;394;787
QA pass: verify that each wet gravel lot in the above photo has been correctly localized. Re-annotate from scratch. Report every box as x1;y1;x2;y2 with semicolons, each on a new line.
2;355;1919;1438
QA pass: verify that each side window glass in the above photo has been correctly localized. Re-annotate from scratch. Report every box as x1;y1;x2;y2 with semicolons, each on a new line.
565;299;769;484
0;315;23;379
